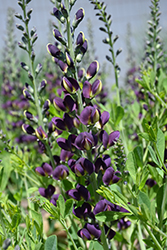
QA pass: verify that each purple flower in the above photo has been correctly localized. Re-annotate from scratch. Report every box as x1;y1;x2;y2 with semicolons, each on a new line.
67;184;90;201
95;154;111;173
22;124;35;135
80;106;100;125
46;43;60;58
70;157;95;176
117;218;131;230
93;199;114;215
102;167;120;185
100;130;120;149
77;228;91;240
86;60;99;80
52;113;73;131
35;126;47;140
53;94;75;112
62;77;79;94
50;194;60;206
73;202;91;219
57;134;77;151
104;225;116;240
72;8;85;29
35;162;53;177
85;223;101;239
145;178;157;187
52;165;69;180
75;132;97;151
39;184;55;198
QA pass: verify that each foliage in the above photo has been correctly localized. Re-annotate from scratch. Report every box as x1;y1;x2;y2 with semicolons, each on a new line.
0;0;167;249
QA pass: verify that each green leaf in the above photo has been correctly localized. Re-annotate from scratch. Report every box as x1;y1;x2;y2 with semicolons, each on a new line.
156;128;165;164
0;154;13;191
156;184;167;221
44;235;57;250
126;151;137;183
95;211;130;222
11;213;21;231
138;191;150;210
57;194;65;218
138;132;150;141
64;199;73;219
134;145;143;168
148;145;160;167
30;209;43;234
139;167;149;190
114;106;124;126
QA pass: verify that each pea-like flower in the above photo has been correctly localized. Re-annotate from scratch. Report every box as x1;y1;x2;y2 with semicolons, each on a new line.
75;132;97;151
62;77;79;94
39;184;55;199
95;154;111;173
86;60;99;80
100;130;120;149
102;167;120;185
47;43;60;58
72;8;85;29
50;194;60;207
83;79;102;99
67;184;90;201
117;218;131;230
80;106;100;125
69;157;95;176
73;202;91;219
52;113;73;131
53;94;75;112
35;162;53;177
52;164;69;180
78;223;101;240
93;199;114;215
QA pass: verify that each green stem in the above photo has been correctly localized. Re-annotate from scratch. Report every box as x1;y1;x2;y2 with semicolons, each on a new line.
144;224;163;250
159;181;167;229
100;222;109;250
60;219;78;250
0;208;7;238
154;143;167;174
138;222;146;250
24;175;32;218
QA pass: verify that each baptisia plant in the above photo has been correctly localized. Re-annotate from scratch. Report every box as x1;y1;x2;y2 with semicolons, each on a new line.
14;0;131;249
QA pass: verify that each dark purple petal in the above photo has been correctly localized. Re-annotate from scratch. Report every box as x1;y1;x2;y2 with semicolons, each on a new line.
63;113;73;130
82;81;92;98
52;117;66;131
92;79;102;96
102;167;115;185
47;43;60;57
76;184;90;201
22;124;35;135
76;31;85;46
75;8;85;21
52;165;69;180
62;77;79;94
42;162;53;176
35;167;45;176
64;95;75;112
86;60;99;80
145;178;157;187
100;111;110;127
67;189;80;200
100;130;109;149
93;199;114;215
53;97;66;111
108;131;120;147
39;184;55;198
77;228;91;240
104;225;116;240
85;223;101;239
50;194;60;206
60;149;73;162
80;39;88;55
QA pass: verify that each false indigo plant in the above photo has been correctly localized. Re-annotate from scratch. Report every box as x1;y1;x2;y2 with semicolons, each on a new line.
1;0;167;249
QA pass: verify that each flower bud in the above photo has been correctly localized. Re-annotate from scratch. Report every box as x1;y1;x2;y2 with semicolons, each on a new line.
23;89;34;102
22;124;35;135
20;62;29;71
76;31;85;47
86;60;99;80
53;28;66;46
38;79;47;93
62;77;79;94
24;110;38;123
18;42;26;50
72;8;85;29
92;79;102;96
47;43;60;58
35;126;47;140
35;63;42;75
66;52;74;67
42;99;50;114
53;7;65;23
